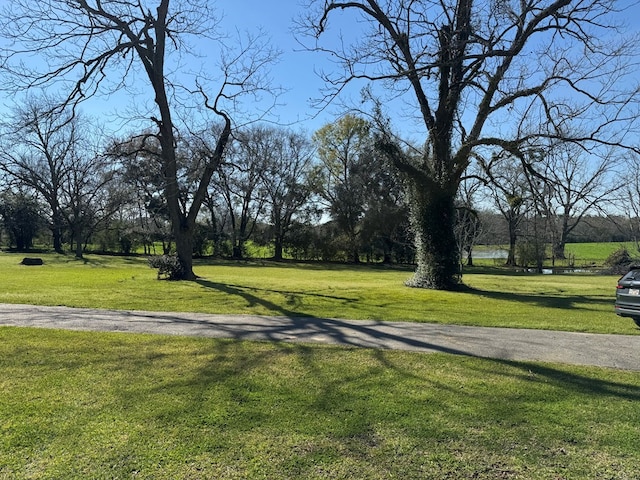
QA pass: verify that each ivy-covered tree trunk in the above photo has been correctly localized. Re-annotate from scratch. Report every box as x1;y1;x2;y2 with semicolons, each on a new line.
405;178;461;289
551;224;569;261
273;240;284;261
306;0;636;290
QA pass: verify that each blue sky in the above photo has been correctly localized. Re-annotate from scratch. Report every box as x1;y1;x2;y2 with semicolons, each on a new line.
0;0;350;135
218;0;640;139
2;0;639;140
220;1;364;133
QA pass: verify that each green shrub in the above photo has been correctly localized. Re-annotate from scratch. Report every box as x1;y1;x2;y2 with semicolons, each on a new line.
516;239;546;268
148;254;184;280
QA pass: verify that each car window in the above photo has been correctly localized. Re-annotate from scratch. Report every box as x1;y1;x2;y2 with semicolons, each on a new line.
622;269;640;281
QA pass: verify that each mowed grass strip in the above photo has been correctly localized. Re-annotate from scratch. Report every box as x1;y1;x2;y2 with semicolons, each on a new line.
565;241;639;264
1;327;638;480
0;252;634;334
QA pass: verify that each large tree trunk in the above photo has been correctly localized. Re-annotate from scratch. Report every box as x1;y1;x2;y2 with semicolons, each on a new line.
406;181;461;289
552;220;568;261
173;217;196;280
552;241;566;261
74;230;83;258
51;209;64;254
344;223;360;263
273;241;284;261
273;229;285;261
506;223;517;267
273;216;284;261
232;244;243;260
52;226;64;254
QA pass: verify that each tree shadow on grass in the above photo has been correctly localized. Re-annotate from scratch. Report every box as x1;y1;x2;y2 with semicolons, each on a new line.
197;275;611;322
500;360;640;400
5;318;640;479
126;336;639;478
146;336;640;443
194;278;357;317
193;257;416;273
360;342;640;401
459;283;611;312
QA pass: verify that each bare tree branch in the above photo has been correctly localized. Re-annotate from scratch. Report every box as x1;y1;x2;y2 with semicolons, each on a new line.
298;0;640;289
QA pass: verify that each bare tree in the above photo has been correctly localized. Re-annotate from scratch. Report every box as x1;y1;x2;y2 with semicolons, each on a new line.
0;97;81;253
212;129;271;260
619;154;640;252
455;175;484;267
528;140;621;261
60;151;121;258
300;0;640;289
1;97;122;257
482;153;532;266
0;0;278;279
254;126;316;261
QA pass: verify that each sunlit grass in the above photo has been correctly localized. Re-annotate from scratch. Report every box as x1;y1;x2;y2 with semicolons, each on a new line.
565;241;639;264
1;327;639;480
0;251;634;334
2;251;639;478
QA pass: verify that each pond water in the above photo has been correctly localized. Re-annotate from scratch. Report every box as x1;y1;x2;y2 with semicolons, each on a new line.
469;249;600;274
470;249;508;259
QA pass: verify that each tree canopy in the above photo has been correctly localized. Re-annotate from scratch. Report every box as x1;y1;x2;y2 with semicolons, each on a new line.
300;0;640;288
0;0;278;278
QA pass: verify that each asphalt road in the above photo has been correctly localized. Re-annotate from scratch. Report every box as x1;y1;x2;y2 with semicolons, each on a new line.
1;303;639;371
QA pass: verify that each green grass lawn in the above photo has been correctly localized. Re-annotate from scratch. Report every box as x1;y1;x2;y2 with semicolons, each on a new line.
565;242;639;264
0;252;635;334
2;252;639;478
1;327;639;480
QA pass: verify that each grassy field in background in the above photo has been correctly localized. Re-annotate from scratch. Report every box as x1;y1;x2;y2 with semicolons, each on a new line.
472;241;640;267
565;241;639;264
1;327;639;480
0;251;635;334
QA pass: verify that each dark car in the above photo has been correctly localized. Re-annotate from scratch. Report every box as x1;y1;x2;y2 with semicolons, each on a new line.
615;266;640;327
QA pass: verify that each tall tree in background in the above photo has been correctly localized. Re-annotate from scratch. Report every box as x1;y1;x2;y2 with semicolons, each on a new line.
0;98;81;253
455;176;483;267
0;98;122;256
0;0;278;279
483;153;531;266
312;115;373;263
302;0;640;289
0;191;43;251
256;127;316;261
60;151;121;259
527;140;620;261
212;127;271;259
620;154;640;252
359;149;409;264
115;134;173;253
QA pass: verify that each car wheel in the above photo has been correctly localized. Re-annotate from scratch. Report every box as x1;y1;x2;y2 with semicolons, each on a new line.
634;318;640;328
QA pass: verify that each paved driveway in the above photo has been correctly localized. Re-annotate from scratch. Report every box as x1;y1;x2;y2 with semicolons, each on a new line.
1;303;639;371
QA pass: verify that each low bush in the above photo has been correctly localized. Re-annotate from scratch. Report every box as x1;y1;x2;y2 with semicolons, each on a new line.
603;247;638;275
148;254;184;280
